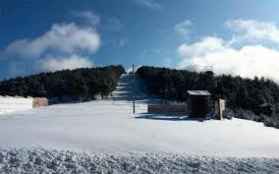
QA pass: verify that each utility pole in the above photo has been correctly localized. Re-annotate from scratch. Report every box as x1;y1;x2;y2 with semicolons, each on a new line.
132;64;136;114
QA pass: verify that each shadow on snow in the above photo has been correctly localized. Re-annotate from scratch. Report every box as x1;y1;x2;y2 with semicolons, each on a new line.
135;113;207;122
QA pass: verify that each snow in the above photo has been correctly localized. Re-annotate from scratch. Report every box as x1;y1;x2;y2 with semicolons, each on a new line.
0;148;279;174
1;74;279;173
0;96;33;114
0;100;279;158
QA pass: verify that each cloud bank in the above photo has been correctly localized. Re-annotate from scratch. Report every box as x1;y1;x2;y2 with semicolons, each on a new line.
5;23;100;58
40;55;94;72
178;19;279;82
226;19;279;44
2;22;100;75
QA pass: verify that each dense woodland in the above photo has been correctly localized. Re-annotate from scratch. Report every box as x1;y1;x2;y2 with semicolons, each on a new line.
0;65;125;103
136;66;279;128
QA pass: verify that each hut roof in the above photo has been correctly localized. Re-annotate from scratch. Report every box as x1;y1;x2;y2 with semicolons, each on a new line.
187;90;211;96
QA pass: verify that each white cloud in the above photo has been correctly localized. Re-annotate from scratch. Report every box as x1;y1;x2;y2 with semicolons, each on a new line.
133;0;161;9
1;22;101;75
177;19;279;82
174;20;192;36
226;19;279;44
40;55;94;72
178;36;279;82
178;37;225;58
5;23;100;58
74;11;100;26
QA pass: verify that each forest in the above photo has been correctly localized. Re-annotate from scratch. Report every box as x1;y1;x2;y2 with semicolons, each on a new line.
136;66;279;128
0;65;125;103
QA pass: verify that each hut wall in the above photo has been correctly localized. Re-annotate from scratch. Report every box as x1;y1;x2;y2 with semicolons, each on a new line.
148;104;187;114
188;95;210;117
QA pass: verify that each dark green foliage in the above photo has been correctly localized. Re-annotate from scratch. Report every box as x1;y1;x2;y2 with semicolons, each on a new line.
137;66;279;128
136;66;219;101
0;65;125;103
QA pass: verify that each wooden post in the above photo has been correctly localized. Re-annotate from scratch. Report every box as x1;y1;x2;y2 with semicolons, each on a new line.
218;99;225;120
133;101;136;114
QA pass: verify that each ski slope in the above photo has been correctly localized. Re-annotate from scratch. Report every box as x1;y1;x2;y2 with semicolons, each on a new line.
0;74;279;157
1;74;279;173
0;100;279;157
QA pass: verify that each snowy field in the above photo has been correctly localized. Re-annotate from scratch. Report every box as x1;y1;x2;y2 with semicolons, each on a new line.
1;100;279;173
0;96;33;114
0;100;279;157
0;101;279;157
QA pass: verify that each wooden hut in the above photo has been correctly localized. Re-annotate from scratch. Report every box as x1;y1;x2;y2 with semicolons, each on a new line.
187;90;211;118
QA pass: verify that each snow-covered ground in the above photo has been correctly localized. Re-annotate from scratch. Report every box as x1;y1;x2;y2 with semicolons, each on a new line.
1;74;279;173
0;100;279;158
1;148;279;174
0;96;33;114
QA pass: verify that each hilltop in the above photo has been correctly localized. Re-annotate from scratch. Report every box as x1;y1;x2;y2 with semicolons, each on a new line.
0;65;125;103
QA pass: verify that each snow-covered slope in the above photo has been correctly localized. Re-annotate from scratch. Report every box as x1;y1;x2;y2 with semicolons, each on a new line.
111;74;150;102
1;75;279;173
0;100;279;158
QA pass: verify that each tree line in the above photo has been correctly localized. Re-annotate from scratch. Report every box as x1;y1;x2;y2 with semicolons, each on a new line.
0;65;125;103
136;66;279;128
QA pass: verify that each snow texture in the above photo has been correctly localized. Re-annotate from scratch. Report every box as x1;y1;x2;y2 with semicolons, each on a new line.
0;148;279;174
0;96;33;114
0;100;279;158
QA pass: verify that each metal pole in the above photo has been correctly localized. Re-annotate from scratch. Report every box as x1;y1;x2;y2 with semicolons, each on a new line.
132;64;135;114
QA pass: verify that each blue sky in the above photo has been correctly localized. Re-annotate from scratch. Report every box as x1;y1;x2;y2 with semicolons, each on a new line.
1;0;279;80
